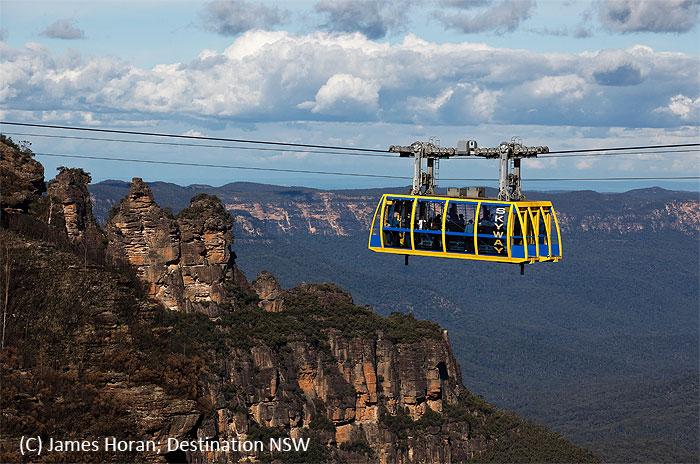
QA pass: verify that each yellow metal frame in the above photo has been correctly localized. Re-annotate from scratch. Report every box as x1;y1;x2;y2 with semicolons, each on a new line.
551;207;563;257
368;193;562;265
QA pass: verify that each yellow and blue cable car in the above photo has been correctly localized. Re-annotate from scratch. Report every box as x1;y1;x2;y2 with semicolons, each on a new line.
368;139;562;272
368;193;562;264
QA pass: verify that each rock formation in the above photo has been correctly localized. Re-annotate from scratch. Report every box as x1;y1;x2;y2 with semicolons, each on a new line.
47;167;97;241
0;141;598;463
252;271;285;312
0;136;45;213
106;178;235;314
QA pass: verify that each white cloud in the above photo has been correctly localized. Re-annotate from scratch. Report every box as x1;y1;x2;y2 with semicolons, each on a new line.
655;94;700;121
298;74;380;117
526;75;588;101
599;0;700;33
0;31;698;129
40;19;85;40
405;83;502;124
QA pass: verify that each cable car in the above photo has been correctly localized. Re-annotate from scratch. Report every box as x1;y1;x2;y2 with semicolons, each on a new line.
368;194;562;264
368;139;562;273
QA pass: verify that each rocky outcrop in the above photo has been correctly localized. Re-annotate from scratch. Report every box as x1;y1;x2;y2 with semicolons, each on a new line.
1;146;597;463
252;271;285;312
0;137;45;213
47;167;97;241
106;179;235;314
177;194;234;309
1;232;597;463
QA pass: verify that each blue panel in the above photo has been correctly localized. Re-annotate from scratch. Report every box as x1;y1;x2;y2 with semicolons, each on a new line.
527;244;537;256
383;227;412;233
512;245;525;258
539;245;549;256
414;229;442;235
551;244;560;256
445;231;474;237
370;235;381;248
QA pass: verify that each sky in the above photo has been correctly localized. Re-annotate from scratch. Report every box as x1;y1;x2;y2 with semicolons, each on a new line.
0;0;699;191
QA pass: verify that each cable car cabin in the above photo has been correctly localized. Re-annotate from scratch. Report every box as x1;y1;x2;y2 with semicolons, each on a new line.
368;194;562;265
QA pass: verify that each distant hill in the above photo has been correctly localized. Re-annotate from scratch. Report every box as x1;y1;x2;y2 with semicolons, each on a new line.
91;180;699;237
89;179;700;463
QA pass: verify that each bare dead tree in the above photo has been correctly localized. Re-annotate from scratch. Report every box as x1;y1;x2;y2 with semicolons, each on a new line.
1;242;10;349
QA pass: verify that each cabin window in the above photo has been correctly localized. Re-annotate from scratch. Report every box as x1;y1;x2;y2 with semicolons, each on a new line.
548;208;561;256
538;207;550;256
382;198;413;249
511;209;525;258
477;204;509;256
369;201;382;247
414;199;445;251
444;201;476;254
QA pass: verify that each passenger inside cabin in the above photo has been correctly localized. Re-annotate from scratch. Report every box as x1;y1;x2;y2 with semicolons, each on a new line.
457;214;466;231
479;209;495;232
390;211;400;228
465;219;474;234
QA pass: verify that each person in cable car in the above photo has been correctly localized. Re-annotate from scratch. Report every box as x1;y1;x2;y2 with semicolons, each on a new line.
465;219;474;234
457;214;466;231
479;209;495;231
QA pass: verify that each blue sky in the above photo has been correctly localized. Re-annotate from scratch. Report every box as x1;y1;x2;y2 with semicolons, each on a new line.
1;0;699;190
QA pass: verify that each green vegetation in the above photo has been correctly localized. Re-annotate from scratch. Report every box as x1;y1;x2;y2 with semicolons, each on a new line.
308;414;335;433
0;134;32;155
339;437;375;458
378;404;443;441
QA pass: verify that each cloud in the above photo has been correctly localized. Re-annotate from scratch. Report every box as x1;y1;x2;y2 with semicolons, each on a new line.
40;19;85;40
200;0;286;36
298;74;380;118
593;63;643;86
405;83;502;124
434;0;536;34
0;31;698;129
529;26;569;37
314;0;411;39
599;0;700;33
573;25;593;38
439;0;493;7
525;75;588;101
655;94;700;121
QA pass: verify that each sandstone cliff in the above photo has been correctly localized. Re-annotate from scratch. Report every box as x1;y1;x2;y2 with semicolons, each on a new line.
46;167;97;241
89;182;700;239
0;136;45;213
0;139;597;463
105;178;235;315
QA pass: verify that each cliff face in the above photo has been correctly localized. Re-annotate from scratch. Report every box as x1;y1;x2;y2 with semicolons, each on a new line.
105;178;234;314
0;137;45;213
0;230;596;463
47;167;97;241
0;140;597;463
89;182;700;239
